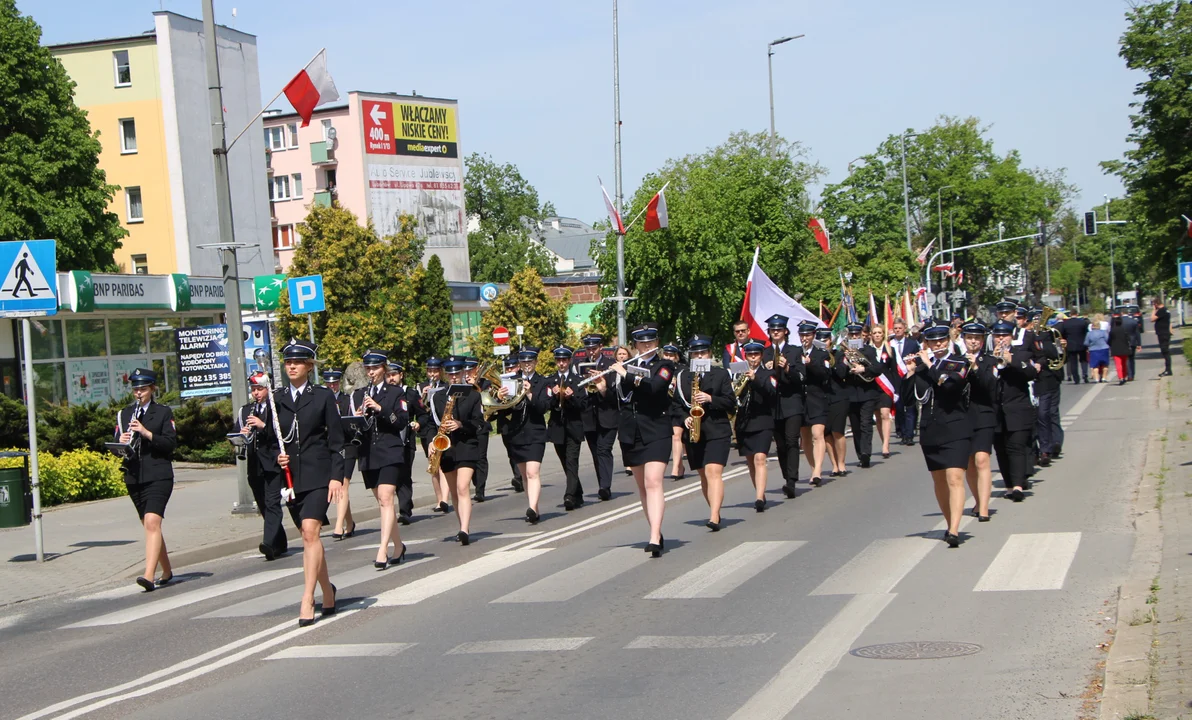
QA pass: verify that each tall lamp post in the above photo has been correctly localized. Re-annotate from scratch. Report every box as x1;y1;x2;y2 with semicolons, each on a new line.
767;34;804;156
899;131;918;252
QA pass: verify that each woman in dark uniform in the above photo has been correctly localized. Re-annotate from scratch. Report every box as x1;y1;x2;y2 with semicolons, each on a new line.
822;328;851;477
115;368;177;592
674;335;734;530
604;323;675;557
961;322;997;522
797;322;830;487
428;357;486;545
273;341;344;625
353;350;407;570
662;343;687;481
496;348;552;523
324;369;356;540
734;341;777;512
909;325;972;548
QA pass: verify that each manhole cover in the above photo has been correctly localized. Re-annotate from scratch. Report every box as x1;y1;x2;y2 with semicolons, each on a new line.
849;641;982;660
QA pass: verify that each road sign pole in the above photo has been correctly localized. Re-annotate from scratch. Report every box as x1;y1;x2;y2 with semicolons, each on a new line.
307;314;319;379
21;318;43;562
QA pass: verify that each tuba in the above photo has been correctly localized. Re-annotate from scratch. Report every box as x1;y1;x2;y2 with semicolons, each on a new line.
1038;307;1067;371
842;342;877;382
478;361;528;421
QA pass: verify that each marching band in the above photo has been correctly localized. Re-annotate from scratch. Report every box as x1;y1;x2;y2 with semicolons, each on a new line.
107;300;1073;624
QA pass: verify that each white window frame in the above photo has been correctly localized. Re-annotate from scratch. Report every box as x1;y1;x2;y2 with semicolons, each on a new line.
321;119;333;140
264;126;285;151
291;173;302;199
131;254;148;275
269;176;291;202
287;123;299;149
113;50;131;87
118;118;137;154
273;225;295;250
125;187;143;223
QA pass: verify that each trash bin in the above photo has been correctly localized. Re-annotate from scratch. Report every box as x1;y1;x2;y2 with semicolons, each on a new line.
0;455;29;528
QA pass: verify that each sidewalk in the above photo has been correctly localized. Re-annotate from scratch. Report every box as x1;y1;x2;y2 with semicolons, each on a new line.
1102;330;1192;719
0;437;532;608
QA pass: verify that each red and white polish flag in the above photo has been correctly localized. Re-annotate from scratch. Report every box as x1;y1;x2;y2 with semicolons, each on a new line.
808;217;831;253
644;185;669;232
933;262;955;274
283;49;340;127
598;178;626;235
915;238;936;266
739;248;824;339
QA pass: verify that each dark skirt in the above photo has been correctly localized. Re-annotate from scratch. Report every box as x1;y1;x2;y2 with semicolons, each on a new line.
826;401;849;435
684;435;731;469
802;394;828;426
621;435;671;467
287;486;331;527
342;455;357;480
737;429;773;457
922;437;972;472
127;478;173;519
876;393;894;411
970;426;995;456
509;442;546;464
440;456;476;473
363;464;400;490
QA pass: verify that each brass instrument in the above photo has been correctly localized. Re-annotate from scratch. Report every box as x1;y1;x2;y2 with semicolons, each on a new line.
688;372;705;443
1038;306;1067;371
477;361;529;421
427;393;457;476
842;343;877;383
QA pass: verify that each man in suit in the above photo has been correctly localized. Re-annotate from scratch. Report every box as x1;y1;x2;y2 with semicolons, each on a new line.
578;334;618;500
723;320;753;367
761;314;806;499
547;346;586;509
1059;312;1090;384
1119;306;1141;381
889;318;919;445
236;371;287;560
1152;298;1173;377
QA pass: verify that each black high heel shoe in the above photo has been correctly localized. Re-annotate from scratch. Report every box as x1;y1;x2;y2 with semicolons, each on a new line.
705;520;721;532
395;543;407;564
457;531;470;546
944;533;961;548
155;572;174;588
435;501;450;513
343;521;356;538
374;556;390;570
331;529;344;541
135;576;155;593
525;508;540;524
646;538;662;558
321;584;337;616
754;499;766;513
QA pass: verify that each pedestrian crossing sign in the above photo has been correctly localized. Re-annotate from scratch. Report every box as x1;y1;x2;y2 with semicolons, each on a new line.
0;240;57;317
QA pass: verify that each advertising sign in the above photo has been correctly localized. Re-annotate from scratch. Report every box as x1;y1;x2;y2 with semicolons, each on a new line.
242;320;272;374
66;359;111;404
364;99;458;158
367;164;465;248
176;324;232;398
111;357;151;397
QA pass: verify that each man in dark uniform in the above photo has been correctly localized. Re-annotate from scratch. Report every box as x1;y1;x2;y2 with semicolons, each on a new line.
843;322;882;468
1152;298;1172;377
1029;309;1063;466
578;334;618;500
323;368;356;539
990;321;1040;502
236;371;287;560
1059;312;1091;383
889;318;919;445
463;356;494;502
547;346;586;509
761;314;806;498
385;360;420;523
116;368;178;591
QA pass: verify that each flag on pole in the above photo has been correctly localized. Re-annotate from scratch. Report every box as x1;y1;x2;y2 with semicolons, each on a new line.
283;49;340;127
903;288;915;323
884;291;894;333
916;287;930;322
808;217;831;253
956;270;965;285
867;291;879;329
598;177;626;235
643;185;669;232
933;262;955;274
740;248;824;337
915;238;936;265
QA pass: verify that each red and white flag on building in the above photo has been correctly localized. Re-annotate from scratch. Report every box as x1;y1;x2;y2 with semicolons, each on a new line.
283;49;340;127
740;248;824;338
643;184;669;232
598;178;626;235
915;238;936;265
808;217;831;253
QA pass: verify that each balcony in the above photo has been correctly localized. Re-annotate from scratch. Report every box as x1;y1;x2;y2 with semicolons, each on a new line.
270;200;278;225
310;141;337;166
313;191;333;208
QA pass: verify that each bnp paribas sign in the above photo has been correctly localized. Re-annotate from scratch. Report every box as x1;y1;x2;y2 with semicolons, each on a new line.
59;271;254;313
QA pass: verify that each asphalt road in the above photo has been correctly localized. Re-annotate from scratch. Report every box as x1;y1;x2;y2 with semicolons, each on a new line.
0;353;1163;720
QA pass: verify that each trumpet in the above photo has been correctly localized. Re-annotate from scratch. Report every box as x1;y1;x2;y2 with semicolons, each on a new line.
688;372;705;443
427;393;457;476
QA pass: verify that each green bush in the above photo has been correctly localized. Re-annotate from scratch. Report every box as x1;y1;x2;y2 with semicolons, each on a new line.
0;448;125;506
173;398;235;463
38;398;128;454
0;394;29;447
176;441;236;465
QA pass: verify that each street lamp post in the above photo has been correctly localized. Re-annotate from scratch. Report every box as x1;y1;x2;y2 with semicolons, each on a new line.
1105;194;1116;309
936;186;954;252
899;132;917;252
767;34;804;156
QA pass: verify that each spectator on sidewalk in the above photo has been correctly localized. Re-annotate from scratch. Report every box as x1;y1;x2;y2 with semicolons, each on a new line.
1153;298;1173;377
1119;306;1140;381
1085;316;1110;383
1109;313;1132;385
1059;311;1090;383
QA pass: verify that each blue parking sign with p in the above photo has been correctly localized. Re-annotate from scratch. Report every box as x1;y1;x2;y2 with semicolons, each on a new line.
287;274;325;315
0;239;58;316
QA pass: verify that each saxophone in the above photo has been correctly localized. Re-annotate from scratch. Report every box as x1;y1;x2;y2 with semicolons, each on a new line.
688;372;705;443
427;393;457;476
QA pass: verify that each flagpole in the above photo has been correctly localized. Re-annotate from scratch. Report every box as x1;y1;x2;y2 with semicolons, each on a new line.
226;48;325;152
626;180;670;229
612;0;626;346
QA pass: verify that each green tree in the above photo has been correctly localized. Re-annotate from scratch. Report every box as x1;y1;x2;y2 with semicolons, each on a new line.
410;253;453;377
0;0;125;270
1102;1;1192;296
464;152;555;282
592;131;823;343
276;205;427;372
470;267;574;374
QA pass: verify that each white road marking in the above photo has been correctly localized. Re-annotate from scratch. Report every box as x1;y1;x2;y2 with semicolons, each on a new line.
810;538;934;596
349;538;438;550
492;547;648;603
1065;381;1106;417
0;612;25;631
61;568;304;629
196;557;436;619
973;532;1082;591
645;541;805;599
372;548;551;607
445;637;593;654
626;634;775;649
266;643;415;660
727;593;896;720
349;532;544;551
75;575;203;601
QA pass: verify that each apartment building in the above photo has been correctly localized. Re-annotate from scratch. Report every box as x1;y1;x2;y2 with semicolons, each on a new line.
48;11;273;278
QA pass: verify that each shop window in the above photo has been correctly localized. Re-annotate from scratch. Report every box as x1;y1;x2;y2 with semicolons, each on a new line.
28;318;64;360
32;361;66;409
66;319;107;357
147;318;178;354
109;318;148;355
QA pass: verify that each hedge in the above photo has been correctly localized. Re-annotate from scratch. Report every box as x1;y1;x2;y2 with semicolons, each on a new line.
0;448;125;506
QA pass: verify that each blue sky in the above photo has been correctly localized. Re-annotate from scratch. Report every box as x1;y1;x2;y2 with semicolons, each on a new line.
23;0;1137;226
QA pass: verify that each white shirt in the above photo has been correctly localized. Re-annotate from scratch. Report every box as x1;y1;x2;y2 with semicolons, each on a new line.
289;382;307;402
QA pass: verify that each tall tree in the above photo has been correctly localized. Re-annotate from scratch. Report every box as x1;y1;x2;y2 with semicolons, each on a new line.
464;152;555;282
470;267;574;375
276;205;427;372
411;253;453;377
592;131;823;343
0;0;125;270
1102;1;1192;296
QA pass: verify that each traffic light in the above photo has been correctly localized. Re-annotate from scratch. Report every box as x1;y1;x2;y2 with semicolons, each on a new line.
1083;211;1097;236
1037;219;1047;246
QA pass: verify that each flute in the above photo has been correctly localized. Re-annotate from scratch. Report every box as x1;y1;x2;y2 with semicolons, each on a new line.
576;348;658;387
